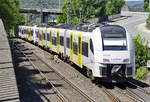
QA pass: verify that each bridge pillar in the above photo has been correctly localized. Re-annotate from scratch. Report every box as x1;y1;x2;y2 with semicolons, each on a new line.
41;12;48;23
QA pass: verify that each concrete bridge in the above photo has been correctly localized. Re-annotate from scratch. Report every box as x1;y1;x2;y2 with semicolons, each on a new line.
20;8;63;23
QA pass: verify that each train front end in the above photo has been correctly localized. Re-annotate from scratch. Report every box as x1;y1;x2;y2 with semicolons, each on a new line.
93;25;135;82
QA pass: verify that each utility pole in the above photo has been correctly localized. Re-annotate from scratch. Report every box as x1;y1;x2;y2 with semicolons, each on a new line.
39;0;44;23
67;0;71;24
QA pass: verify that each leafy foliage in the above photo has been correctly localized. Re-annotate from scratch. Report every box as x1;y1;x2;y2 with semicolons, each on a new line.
136;66;148;79
144;0;150;11
133;34;148;69
132;34;149;79
57;0;125;25
146;14;150;29
0;0;24;33
106;0;125;15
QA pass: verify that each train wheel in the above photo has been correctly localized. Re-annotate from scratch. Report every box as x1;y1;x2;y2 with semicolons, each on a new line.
87;69;95;81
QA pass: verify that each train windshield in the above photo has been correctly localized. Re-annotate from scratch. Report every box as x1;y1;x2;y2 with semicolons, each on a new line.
101;25;127;51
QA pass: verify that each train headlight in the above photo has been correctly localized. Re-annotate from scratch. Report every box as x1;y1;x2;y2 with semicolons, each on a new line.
103;59;110;62
123;58;129;63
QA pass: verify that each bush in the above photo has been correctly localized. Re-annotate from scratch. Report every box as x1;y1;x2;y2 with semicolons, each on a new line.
132;34;149;79
133;34;148;69
136;66;148;79
147;14;150;25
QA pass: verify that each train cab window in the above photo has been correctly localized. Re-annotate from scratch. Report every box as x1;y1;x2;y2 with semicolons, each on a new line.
82;41;88;57
52;37;56;45
90;39;94;54
66;38;70;48
73;42;78;55
47;33;50;41
101;25;127;51
60;36;64;46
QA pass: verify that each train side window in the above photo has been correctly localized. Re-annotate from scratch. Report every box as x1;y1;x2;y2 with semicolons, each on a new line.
31;30;33;36
47;33;50;41
25;29;26;34
40;34;42;40
60;36;64;46
82;41;88;57
78;37;81;54
66;38;70;48
36;30;38;38
90;39;94;54
43;33;46;40
73;42;78;55
70;35;73;49
52;37;56;46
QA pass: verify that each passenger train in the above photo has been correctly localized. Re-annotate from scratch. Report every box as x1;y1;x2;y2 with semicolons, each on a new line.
18;23;135;82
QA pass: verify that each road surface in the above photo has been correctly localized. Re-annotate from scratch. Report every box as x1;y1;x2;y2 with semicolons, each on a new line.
109;11;150;47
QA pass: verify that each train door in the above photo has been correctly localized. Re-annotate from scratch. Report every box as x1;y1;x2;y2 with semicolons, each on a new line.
27;27;29;40
38;27;40;46
21;27;23;38
78;34;82;68
50;28;52;51
41;28;44;47
70;32;73;61
89;38;94;70
57;30;60;54
23;28;24;38
30;26;32;41
45;28;47;48
63;29;67;57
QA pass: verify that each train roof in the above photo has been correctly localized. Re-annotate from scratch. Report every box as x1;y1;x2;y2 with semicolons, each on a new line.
75;23;104;32
53;24;73;29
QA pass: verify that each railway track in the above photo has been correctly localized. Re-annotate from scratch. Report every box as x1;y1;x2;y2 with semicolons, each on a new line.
127;81;150;96
14;40;96;102
110;80;150;102
14;38;150;102
114;84;145;102
98;85;121;102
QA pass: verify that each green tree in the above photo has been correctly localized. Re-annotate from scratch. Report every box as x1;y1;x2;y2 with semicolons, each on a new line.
106;0;125;15
144;0;149;11
0;0;23;33
57;0;125;25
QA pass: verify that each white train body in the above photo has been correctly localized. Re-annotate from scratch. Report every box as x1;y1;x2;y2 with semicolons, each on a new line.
18;24;135;82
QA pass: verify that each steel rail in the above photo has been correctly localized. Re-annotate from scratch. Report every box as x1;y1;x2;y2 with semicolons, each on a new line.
14;41;96;102
99;85;121;102
14;44;69;102
115;86;144;102
128;81;150;95
126;87;145;102
33;50;96;102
